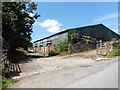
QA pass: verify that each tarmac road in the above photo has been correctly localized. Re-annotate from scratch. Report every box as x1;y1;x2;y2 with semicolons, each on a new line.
64;59;118;88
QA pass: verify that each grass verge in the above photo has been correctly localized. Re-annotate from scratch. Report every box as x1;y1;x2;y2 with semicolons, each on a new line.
107;48;120;58
0;77;18;90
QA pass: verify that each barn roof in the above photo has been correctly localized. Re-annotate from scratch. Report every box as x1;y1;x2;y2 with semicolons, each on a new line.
34;24;120;43
34;29;69;43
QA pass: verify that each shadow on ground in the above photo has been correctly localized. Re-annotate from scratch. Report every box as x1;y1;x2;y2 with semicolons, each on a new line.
18;53;45;64
29;54;44;58
3;62;22;78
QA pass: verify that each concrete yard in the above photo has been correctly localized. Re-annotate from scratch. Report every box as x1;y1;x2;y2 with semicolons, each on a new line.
8;51;119;88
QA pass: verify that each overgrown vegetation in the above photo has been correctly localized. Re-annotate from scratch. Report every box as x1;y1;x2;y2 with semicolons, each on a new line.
107;40;120;58
0;76;17;90
68;29;78;43
68;29;93;44
16;47;29;55
2;2;40;61
59;51;68;56
54;40;68;55
1;2;40;89
52;30;94;56
48;50;57;56
81;36;92;43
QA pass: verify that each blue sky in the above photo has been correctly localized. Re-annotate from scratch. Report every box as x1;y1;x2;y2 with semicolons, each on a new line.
31;2;118;42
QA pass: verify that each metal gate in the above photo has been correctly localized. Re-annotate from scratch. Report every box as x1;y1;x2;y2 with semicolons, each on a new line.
96;41;113;56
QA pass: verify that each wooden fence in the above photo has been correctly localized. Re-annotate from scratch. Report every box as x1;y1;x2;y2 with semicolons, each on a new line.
1;36;21;78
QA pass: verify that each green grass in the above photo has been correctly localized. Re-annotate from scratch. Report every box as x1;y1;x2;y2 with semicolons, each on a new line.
107;48;120;58
0;77;18;90
107;40;120;58
57;48;95;57
83;48;95;53
59;52;68;56
16;47;29;55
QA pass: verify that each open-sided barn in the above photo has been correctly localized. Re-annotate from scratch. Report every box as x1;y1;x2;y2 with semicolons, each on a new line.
33;24;120;54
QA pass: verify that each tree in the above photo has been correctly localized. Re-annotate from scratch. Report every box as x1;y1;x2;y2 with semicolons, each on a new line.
2;2;40;59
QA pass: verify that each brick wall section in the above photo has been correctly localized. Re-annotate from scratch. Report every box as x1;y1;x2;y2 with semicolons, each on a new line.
33;45;55;54
33;42;97;55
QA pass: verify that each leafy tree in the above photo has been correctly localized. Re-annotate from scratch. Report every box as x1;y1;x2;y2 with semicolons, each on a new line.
2;2;40;59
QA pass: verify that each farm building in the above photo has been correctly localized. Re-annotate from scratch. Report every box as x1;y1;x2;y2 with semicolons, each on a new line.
33;24;120;54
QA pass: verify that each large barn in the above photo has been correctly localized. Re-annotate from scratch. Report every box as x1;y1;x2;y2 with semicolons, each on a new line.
33;24;120;54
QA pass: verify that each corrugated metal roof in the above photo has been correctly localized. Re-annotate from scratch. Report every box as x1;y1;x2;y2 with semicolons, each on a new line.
33;24;120;43
34;29;69;43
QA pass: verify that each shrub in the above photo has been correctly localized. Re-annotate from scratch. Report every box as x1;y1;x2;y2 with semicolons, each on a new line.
107;40;120;58
54;40;68;54
16;47;29;55
107;48;120;58
68;29;78;43
48;50;57;56
113;40;120;49
59;51;68;56
0;77;17;90
81;36;92;43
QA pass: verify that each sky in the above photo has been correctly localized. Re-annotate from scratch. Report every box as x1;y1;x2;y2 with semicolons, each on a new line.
31;2;118;42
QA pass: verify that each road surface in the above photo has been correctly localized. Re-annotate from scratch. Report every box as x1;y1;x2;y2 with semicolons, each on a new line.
7;55;118;88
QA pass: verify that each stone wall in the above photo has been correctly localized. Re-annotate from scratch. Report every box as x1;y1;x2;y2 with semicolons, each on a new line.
68;42;96;54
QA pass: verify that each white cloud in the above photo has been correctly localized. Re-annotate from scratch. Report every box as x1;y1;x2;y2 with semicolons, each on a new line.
29;13;34;17
39;19;61;33
40;19;61;27
94;13;118;22
47;26;60;33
